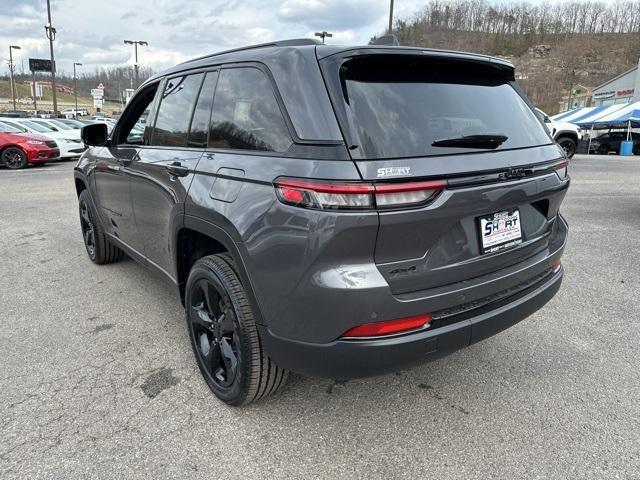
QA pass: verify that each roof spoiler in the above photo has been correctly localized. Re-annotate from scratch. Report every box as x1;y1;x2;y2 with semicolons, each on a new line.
369;34;400;46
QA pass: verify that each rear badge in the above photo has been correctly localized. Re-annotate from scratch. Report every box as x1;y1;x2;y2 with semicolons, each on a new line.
377;166;411;178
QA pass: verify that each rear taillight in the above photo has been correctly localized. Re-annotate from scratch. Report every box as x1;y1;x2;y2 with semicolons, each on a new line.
554;160;569;180
341;314;432;338
274;178;446;210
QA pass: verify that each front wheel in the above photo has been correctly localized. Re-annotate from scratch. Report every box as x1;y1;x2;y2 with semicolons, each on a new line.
2;147;28;169
185;254;288;405
598;144;610;155
556;137;576;158
78;190;124;264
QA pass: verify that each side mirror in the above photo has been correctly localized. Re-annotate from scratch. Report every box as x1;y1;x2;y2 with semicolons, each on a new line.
544;116;551;123
81;123;109;146
50;126;59;131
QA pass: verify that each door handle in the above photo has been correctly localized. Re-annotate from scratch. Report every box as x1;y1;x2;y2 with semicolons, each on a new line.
166;162;189;177
120;158;132;167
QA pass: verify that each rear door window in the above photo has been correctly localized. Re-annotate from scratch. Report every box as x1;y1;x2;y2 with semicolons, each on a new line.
209;67;292;152
188;71;218;148
339;55;552;159
153;73;204;147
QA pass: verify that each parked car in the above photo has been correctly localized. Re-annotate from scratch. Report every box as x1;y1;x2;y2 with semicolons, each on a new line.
75;39;569;405
2;110;31;118
535;108;581;158
33;118;82;138
56;118;86;129
62;107;89;118
0;118;85;159
589;131;640;155
0;123;59;169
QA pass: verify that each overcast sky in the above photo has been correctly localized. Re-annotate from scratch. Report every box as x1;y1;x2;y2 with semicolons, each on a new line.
0;0;430;76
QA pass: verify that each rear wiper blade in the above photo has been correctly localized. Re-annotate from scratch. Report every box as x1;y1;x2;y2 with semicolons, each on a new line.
432;134;508;149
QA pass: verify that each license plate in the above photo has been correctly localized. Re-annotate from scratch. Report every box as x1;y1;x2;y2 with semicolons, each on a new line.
479;209;522;254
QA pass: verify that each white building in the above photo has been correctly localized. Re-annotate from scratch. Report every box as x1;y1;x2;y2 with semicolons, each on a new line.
591;58;640;107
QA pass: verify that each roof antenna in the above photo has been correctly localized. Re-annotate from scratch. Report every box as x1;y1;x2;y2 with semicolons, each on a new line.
370;34;400;46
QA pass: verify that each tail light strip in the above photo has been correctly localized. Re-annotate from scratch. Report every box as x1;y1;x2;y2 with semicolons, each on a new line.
275;178;447;210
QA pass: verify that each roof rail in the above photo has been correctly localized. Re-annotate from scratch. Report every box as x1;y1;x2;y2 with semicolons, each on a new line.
181;38;321;65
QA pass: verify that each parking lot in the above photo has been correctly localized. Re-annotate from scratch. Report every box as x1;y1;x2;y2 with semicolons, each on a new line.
1;154;639;479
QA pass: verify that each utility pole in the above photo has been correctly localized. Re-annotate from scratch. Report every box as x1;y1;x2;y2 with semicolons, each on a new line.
124;40;148;88
9;45;21;111
314;31;333;44
45;0;58;115
73;62;82;118
388;0;395;34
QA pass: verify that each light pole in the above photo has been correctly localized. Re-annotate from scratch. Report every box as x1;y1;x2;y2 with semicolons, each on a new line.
314;31;333;44
73;62;82;118
9;45;21;111
45;0;58;115
124;40;148;88
388;0;395;34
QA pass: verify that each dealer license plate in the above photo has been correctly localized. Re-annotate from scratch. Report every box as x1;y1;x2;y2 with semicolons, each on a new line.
479;209;522;254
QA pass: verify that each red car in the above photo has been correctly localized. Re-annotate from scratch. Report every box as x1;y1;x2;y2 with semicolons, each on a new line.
0;124;60;169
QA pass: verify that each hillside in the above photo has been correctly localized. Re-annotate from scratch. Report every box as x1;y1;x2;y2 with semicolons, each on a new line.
391;0;640;113
0;80;120;114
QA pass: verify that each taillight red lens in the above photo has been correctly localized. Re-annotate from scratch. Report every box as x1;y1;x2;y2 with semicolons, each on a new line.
341;314;432;338
274;178;446;210
554;160;569;180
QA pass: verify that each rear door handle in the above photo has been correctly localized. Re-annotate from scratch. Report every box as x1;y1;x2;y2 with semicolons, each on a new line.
166;162;189;177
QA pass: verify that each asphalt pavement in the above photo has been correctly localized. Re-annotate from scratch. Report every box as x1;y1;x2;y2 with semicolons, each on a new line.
1;154;639;479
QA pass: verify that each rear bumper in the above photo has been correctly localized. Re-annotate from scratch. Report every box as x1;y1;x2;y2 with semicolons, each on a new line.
260;267;563;378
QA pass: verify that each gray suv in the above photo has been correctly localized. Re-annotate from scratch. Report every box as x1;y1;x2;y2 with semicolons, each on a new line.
75;39;569;405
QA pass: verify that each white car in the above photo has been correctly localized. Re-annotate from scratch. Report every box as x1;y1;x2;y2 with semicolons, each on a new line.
29;118;82;140
0;118;85;159
535;108;581;158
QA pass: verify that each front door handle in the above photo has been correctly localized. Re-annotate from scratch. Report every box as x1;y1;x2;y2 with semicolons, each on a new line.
166;162;189;177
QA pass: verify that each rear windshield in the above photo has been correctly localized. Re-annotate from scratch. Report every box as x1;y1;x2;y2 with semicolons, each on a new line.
340;55;551;159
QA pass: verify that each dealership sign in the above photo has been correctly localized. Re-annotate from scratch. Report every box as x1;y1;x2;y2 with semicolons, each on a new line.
29;58;54;72
617;88;635;97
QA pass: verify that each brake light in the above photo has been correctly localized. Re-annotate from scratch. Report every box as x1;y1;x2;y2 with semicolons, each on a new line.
274;178;446;210
341;314;432;338
554;160;569;180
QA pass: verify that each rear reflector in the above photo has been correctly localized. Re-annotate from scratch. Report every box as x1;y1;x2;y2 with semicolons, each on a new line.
341;313;432;338
274;178;446;210
551;260;562;273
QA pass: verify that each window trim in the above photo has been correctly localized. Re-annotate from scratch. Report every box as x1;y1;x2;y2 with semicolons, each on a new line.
112;81;161;146
187;70;219;148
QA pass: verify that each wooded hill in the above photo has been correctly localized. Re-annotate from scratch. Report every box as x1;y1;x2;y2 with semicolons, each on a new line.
391;0;640;113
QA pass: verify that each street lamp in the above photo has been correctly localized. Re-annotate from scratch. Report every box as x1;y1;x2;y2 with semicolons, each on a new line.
73;62;82;118
388;0;395;34
9;45;21;111
314;31;332;44
124;40;148;88
45;0;58;115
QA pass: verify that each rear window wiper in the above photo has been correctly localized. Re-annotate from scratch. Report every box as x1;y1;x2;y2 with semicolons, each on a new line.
431;134;508;149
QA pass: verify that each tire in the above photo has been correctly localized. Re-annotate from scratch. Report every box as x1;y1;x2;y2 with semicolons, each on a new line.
185;254;288;406
1;147;28;169
78;190;124;264
556;136;576;158
598;144;610;155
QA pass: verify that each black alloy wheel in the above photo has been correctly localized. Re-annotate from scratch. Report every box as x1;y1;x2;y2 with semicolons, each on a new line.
2;147;28;169
190;276;240;390
185;255;288;406
79;197;96;259
557;137;576;158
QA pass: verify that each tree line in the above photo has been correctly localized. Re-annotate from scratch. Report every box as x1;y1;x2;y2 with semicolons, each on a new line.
395;0;640;38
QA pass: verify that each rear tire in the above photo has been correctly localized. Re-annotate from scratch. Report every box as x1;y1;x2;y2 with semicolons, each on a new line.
2;147;28;169
78;190;124;264
185;254;288;406
556;137;576;158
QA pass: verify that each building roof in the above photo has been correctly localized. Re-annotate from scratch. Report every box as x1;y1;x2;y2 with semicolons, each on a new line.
592;64;638;92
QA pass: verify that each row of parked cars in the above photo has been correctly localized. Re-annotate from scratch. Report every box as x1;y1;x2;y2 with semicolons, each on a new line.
0;115;117;169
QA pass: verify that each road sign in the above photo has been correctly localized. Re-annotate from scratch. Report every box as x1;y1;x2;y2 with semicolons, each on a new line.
31;82;43;98
93;97;103;109
29;58;53;72
90;89;104;98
